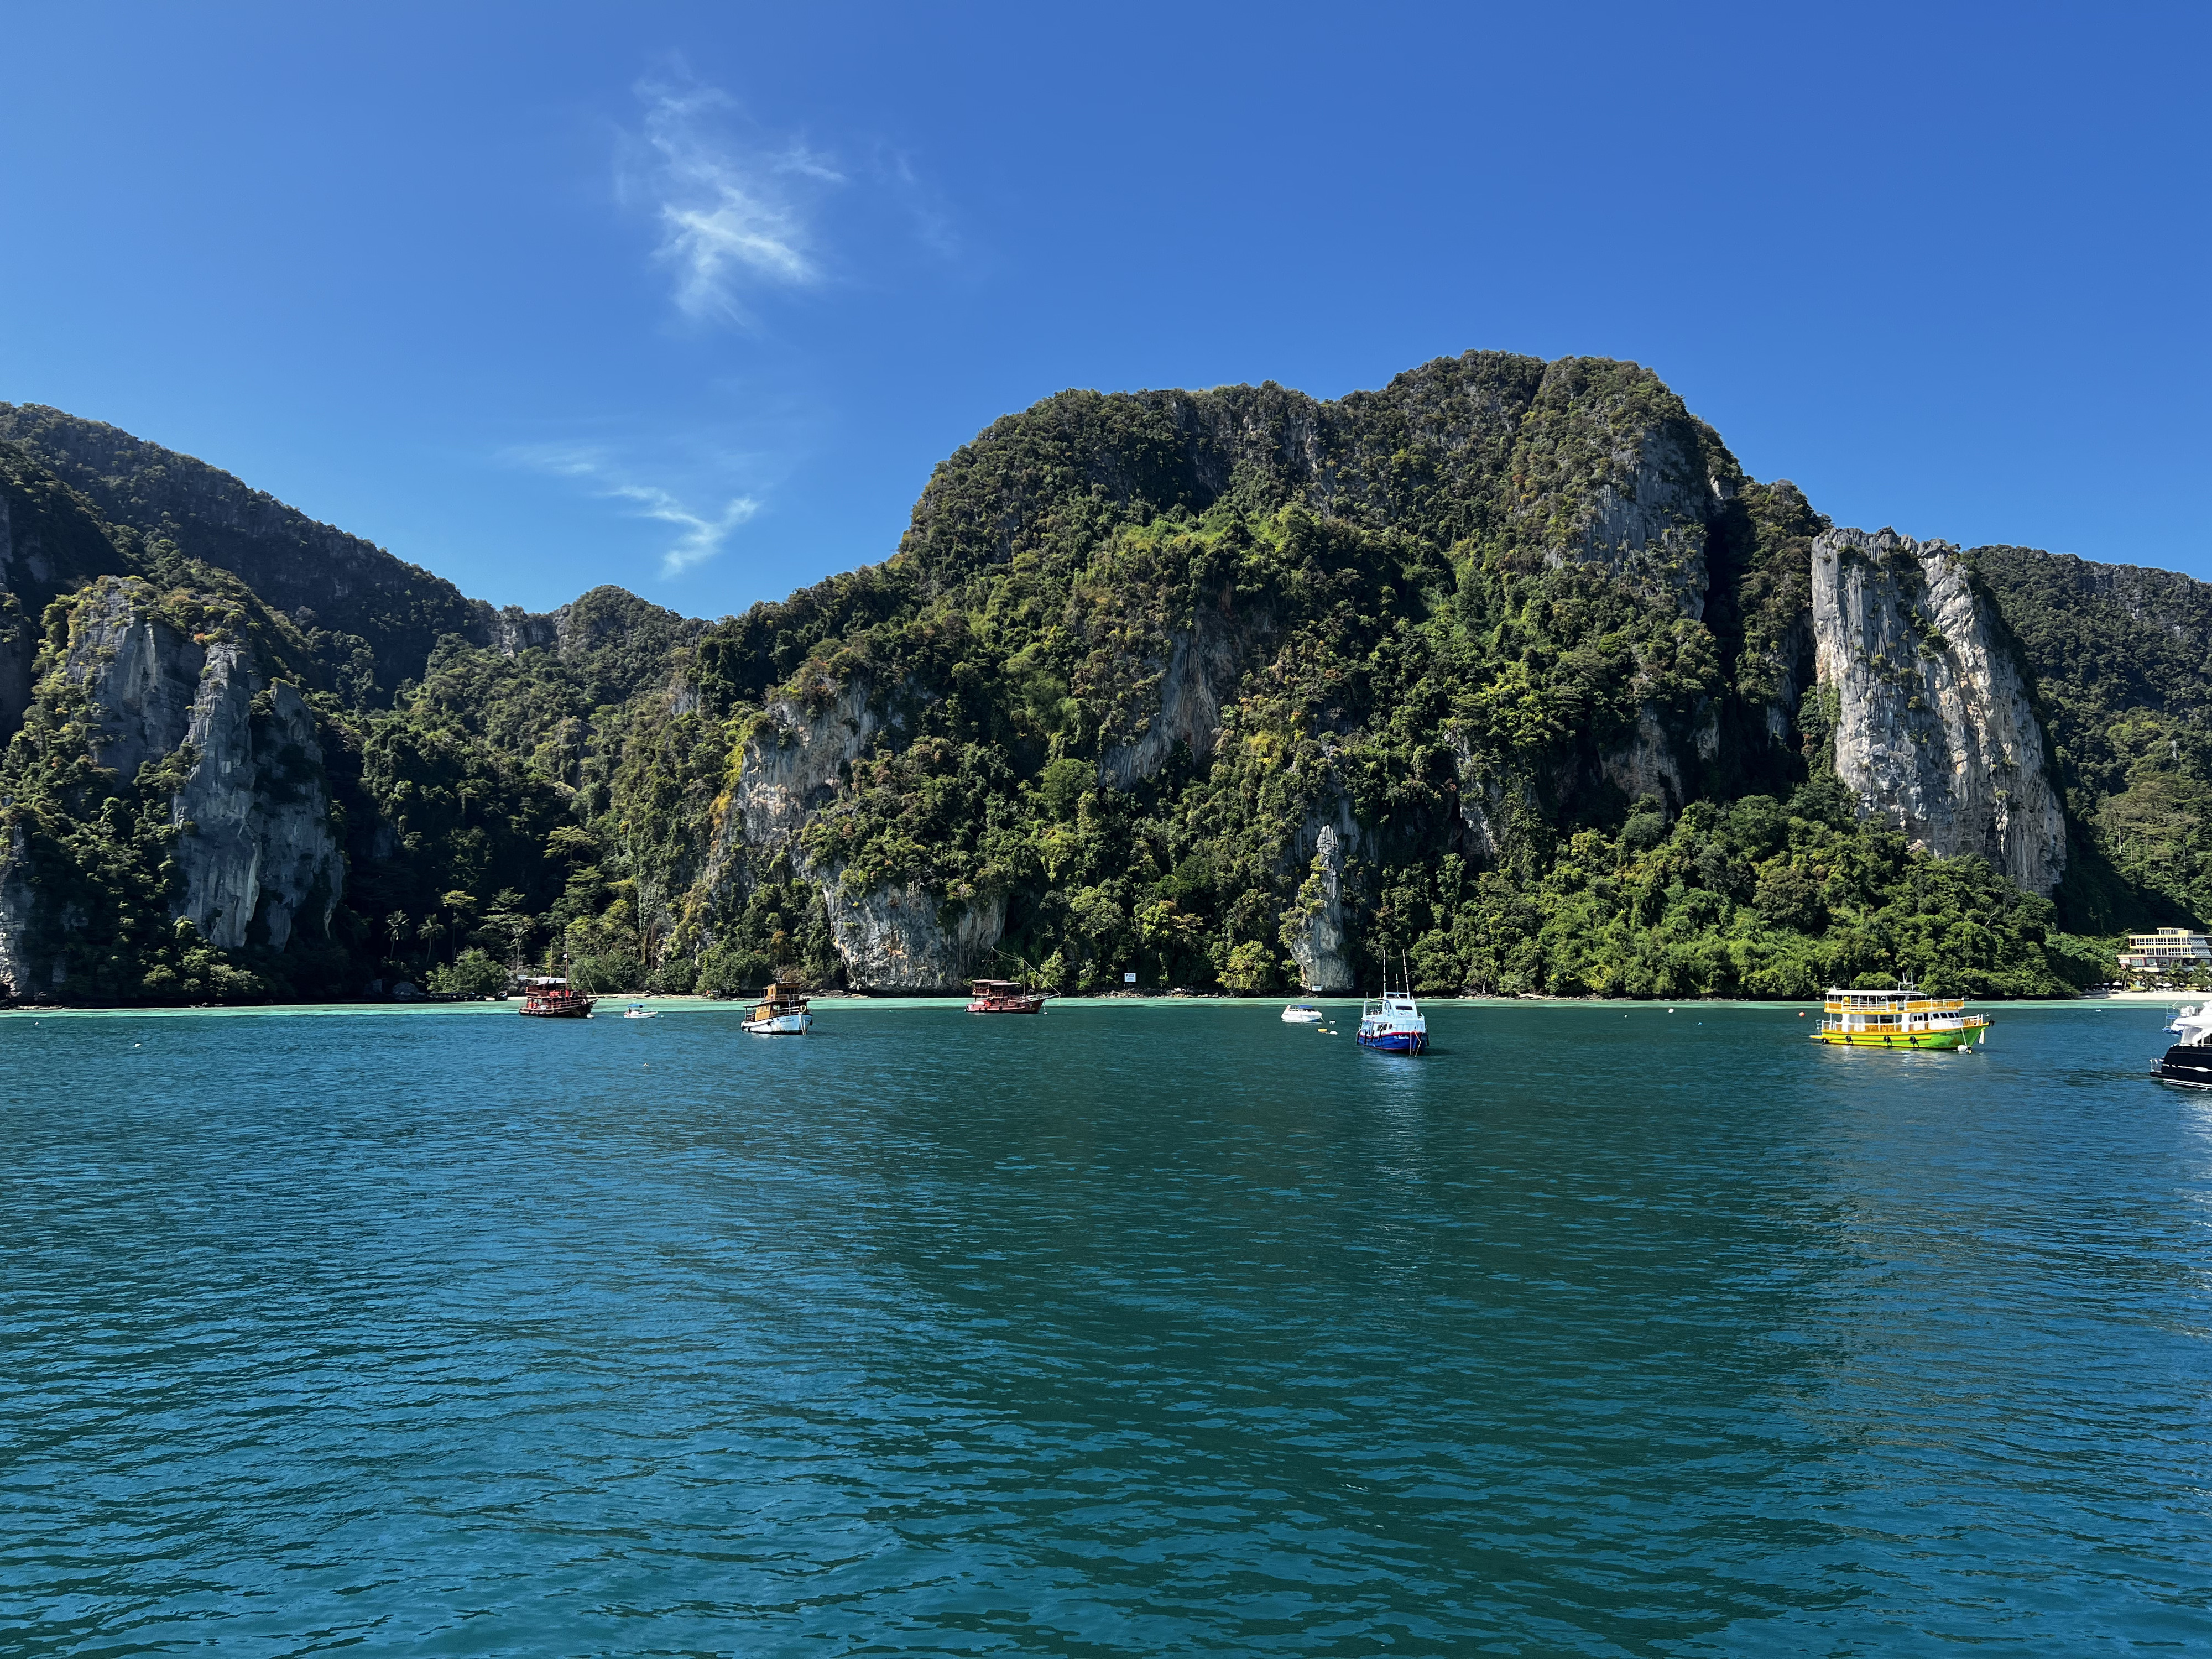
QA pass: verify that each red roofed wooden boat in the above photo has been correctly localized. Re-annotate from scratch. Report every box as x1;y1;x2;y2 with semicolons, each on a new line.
518;976;594;1019
966;978;1047;1014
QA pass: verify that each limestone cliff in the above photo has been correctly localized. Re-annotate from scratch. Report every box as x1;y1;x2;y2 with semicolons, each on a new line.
1099;612;1260;791
0;826;34;1000
1;441;124;735
707;674;1004;988
732;678;888;856
0;405;491;695
1281;813;1359;993
1513;372;1733;622
3;578;343;980
817;873;1006;993
1811;528;2065;894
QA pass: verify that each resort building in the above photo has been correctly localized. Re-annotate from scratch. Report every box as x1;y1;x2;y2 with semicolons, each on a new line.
2119;928;2212;973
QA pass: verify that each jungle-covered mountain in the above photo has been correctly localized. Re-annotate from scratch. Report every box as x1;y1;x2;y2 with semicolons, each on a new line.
2;352;2206;1006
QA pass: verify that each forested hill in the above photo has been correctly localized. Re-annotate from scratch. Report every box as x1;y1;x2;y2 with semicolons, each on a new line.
2;350;2207;1007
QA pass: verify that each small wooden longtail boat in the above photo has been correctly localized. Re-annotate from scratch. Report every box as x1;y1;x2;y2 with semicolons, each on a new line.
967;979;1048;1014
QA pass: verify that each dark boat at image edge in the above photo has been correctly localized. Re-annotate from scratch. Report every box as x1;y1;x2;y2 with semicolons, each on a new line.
2151;1003;2212;1087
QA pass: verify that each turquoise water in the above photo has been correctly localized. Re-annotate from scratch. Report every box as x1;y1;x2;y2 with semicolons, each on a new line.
3;999;2208;1653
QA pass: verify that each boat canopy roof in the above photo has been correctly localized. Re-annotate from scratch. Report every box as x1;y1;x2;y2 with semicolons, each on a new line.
972;979;1020;991
1822;987;1967;1011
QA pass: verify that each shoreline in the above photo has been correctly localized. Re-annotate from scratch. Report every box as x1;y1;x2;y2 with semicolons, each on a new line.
1;991;2188;1019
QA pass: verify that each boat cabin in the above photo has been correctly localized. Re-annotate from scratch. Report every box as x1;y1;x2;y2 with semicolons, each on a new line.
742;982;813;1035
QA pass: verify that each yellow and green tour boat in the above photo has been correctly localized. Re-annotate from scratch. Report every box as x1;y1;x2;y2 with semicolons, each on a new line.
1812;983;1989;1050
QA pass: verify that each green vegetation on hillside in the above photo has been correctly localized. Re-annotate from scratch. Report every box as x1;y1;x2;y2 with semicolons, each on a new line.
2;354;2188;1005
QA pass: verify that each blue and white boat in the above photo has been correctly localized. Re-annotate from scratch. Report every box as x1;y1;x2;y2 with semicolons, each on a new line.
1356;989;1427;1055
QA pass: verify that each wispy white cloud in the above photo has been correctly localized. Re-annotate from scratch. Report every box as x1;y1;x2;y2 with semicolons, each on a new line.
615;71;959;324
622;79;846;323
608;481;759;575
508;441;759;577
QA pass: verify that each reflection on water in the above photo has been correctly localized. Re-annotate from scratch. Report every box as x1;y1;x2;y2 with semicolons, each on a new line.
2;1000;2208;1653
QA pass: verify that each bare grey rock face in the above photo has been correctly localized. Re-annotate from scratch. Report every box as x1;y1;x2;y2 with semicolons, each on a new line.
1447;734;1504;863
817;874;1005;992
170;658;337;950
1545;421;1720;620
1282;818;1357;992
706;673;998;990
1812;528;2065;894
21;577;343;954
67;583;207;779
1598;707;1687;806
1100;616;1248;791
0;825;34;998
734;679;885;855
490;605;564;656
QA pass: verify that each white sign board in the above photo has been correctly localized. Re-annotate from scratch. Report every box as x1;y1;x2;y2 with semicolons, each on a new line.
1124;972;1137;984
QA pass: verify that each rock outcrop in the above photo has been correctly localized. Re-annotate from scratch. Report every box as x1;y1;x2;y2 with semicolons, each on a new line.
732;678;887;856
1538;418;1724;620
707;674;1007;987
0;826;34;999
1100;614;1253;791
1281;816;1358;992
49;578;340;950
817;874;1005;992
0;404;490;695
1811;528;2065;894
2;442;126;735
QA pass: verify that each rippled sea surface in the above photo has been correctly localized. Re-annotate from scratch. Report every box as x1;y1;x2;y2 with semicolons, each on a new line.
4;999;2210;1654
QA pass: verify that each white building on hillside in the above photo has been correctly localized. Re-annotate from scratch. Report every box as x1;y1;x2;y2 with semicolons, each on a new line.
2120;928;2212;973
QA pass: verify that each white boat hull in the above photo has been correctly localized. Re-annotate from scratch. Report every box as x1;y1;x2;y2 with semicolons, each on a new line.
742;1012;813;1036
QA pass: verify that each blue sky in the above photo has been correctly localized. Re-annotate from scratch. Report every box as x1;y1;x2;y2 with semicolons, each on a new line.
1;2;2204;617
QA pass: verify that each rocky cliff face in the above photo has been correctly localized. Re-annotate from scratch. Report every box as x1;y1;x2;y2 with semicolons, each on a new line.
2;443;126;736
1555;425;1719;620
817;873;1006;992
1100;613;1256;791
732;678;888;856
0;405;492;695
1812;528;2066;894
54;578;341;950
708;674;1006;988
0;825;35;999
1282;817;1358;992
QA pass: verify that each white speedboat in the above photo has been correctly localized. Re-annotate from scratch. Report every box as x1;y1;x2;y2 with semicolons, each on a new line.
622;1003;656;1019
1281;1003;1323;1024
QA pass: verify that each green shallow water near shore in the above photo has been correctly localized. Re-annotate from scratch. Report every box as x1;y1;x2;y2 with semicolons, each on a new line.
3;1002;2209;1653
